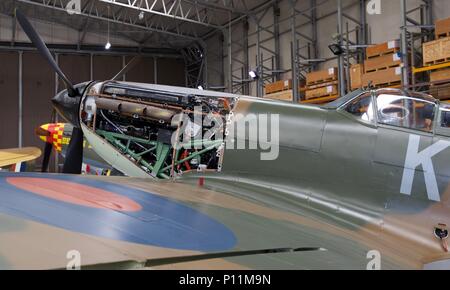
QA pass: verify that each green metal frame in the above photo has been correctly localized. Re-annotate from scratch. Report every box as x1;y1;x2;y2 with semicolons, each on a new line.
96;129;223;179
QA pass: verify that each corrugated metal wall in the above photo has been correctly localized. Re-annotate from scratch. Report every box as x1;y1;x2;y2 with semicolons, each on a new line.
0;51;185;171
125;56;155;83
157;58;186;86
22;52;55;170
0;52;19;149
58;54;91;90
93;55;122;81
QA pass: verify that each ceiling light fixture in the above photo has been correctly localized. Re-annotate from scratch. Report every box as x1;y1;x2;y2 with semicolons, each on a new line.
328;44;344;56
248;70;259;80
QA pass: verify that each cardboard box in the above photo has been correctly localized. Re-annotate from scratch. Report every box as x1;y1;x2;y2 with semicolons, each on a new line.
307;80;338;90
423;37;450;65
366;40;400;59
264;79;292;95
430;68;450;83
350;64;364;90
436;17;450;38
364;53;402;73
263;90;293;102
305;85;338;100
306;68;338;85
430;85;450;100
362;67;402;86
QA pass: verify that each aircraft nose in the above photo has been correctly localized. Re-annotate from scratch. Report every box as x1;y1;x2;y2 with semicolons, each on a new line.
52;89;81;126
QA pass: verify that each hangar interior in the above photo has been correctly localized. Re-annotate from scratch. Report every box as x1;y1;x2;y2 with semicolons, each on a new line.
0;0;450;272
0;0;449;172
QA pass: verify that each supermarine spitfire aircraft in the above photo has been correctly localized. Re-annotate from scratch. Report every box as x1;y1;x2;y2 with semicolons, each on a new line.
0;10;449;270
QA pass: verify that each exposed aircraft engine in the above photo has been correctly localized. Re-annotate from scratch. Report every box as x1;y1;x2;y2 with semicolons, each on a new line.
80;82;237;179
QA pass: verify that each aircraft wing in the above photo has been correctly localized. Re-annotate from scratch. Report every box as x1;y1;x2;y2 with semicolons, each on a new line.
0;147;41;168
0;171;410;270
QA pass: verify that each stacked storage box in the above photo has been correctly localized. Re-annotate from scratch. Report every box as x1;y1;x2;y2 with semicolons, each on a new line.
350;64;364;90
305;68;338;100
263;79;306;102
423;38;450;66
265;79;293;95
264;79;294;102
362;40;402;88
435;17;450;39
426;17;450;100
430;69;450;100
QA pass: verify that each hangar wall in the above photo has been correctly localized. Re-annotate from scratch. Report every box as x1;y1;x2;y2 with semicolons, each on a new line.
210;0;450;96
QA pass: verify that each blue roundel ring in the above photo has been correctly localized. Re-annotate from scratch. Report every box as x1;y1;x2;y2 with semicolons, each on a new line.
0;173;237;252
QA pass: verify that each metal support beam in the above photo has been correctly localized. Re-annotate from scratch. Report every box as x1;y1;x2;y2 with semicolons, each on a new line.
90;53;94;81
359;0;368;62
17;0;200;41
227;21;232;92
0;41;182;59
11;9;17;46
18;51;23;148
290;0;299;103
154;57;158;84
202;42;208;89
310;0;318;68
256;20;262;98
77;0;95;48
54;53;59;172
400;0;410;88
273;0;281;81
78;19;91;49
243;19;250;95
423;0;434;42
337;0;346;97
100;0;243;29
122;55;126;81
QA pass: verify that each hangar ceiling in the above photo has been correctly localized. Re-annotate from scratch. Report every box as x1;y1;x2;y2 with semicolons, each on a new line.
0;0;273;50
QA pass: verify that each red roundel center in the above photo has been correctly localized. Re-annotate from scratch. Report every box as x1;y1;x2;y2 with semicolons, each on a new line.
6;177;142;212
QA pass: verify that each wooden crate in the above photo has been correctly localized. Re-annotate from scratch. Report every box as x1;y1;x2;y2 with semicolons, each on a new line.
264;79;292;95
307;80;338;90
364;53;401;73
305;85;338;100
423;37;450;66
430;68;450;83
366;40;400;59
301;95;339;105
436;17;450;39
430;85;450;100
350;64;363;90
306;68;338;85
263;90;293;102
362;67;402;87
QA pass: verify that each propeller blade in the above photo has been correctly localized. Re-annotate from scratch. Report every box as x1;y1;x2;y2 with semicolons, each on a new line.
15;9;77;97
111;56;142;81
41;142;53;173
62;126;83;174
